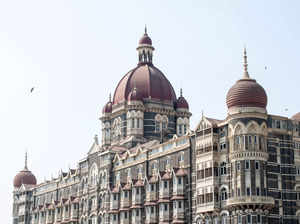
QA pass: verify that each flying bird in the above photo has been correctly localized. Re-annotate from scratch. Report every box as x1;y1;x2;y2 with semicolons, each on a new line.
264;66;267;70
30;87;34;93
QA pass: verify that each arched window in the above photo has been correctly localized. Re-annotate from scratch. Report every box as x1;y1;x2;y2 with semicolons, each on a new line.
90;164;98;186
221;214;227;224
220;162;227;175
220;188;227;201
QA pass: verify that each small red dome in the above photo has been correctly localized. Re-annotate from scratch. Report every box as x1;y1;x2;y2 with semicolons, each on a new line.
291;112;300;121
226;78;267;109
176;96;189;109
13;169;37;188
139;33;152;45
102;101;112;114
128;87;143;101
113;64;177;104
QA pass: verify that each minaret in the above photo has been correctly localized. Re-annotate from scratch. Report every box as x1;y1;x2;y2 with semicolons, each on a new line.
137;26;155;65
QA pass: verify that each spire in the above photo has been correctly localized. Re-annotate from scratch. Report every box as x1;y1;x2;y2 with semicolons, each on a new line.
24;151;28;170
180;88;183;97
145;25;147;35
109;93;111;102
243;47;250;79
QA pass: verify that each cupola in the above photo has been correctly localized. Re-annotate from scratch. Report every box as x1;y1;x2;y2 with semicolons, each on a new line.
113;28;177;105
176;89;189;110
102;94;112;114
13;152;37;188
226;48;267;114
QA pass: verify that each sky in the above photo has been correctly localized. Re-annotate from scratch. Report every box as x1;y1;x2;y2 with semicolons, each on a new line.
0;0;300;222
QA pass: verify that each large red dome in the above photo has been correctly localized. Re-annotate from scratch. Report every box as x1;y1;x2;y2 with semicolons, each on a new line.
113;64;177;105
13;169;37;188
226;78;267;109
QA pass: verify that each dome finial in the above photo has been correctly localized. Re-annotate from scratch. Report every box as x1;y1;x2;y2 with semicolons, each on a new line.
109;93;111;102
180;88;183;97
145;25;147;34
243;47;250;79
24;151;28;170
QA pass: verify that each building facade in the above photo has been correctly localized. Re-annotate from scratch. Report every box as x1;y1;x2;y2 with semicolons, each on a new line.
12;30;300;224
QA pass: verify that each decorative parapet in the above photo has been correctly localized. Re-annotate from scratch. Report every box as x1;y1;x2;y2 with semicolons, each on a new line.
226;196;275;209
229;151;268;162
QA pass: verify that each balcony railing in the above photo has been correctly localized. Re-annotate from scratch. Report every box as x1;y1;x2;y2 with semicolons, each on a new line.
226;196;275;208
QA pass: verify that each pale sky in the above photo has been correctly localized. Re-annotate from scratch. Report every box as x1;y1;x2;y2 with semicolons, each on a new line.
1;0;299;222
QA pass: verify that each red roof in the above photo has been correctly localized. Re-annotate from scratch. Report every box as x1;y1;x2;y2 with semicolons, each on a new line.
171;195;185;200
102;101;112;114
134;179;144;187
139;32;152;46
113;64;177;105
148;175;159;183
128;87;143;102
176;96;189;109
13;169;37;188
144;201;157;206
226;78;267;109
175;168;187;177
161;172;172;180
291;112;300;121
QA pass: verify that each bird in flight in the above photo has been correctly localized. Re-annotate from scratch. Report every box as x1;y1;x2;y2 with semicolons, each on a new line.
30;87;34;93
264;66;267;70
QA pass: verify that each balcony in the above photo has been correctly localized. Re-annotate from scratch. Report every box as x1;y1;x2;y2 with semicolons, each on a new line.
146;192;157;202
173;211;185;220
132;194;143;205
110;200;119;210
226;196;275;209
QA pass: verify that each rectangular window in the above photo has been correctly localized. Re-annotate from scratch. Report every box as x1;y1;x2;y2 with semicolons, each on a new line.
164;204;168;211
113;215;116;221
247;187;251;196
125;191;128;198
164;181;168;189
178;177;182;185
136;188;139;194
178;124;182;135
124;212;127;219
245;160;250;170
238;188;240;196
237;162;240;171
151;206;154;214
256;187;260;196
151;184;154;191
247;215;251;224
257;215;261;223
137;118;140;128
238;215;242;224
136;209;139;216
254;135;257;143
178;201;182;209
255;161;259;170
249;135;252;144
245;135;249;150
